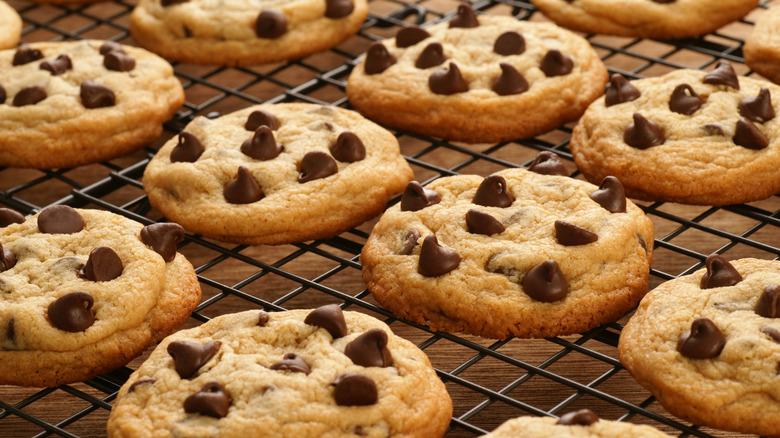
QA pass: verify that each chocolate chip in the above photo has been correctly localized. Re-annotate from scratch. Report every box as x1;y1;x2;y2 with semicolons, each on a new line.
270;353;311;374
255;9;287;38
140;222;185;263
80;80;115;108
703;60;739;89
103;51;135;72
604;74;641;107
396;25;430;48
556;409;599;426
0;84;5;104
700;254;742;289
492;63;529;96
168;340;222;379
332;373;378;406
624;112;664;149
677;317;726;359
184;382;231;418
13;86;46;107
415;42;447;69
325;0;354;18
473;175;514;208
78;246;123;282
555;220;598;246
522;259;568;302
493;31;525;56
590;176;626;213
400;230;420;255
449;4;479;28
429;63;469;95
345;328;393;367
37;205;84;234
756;285;780;318
703;123;724;136
13;44;43;66
171;131;205;163
245;109;281;131
733;117;768;150
223;166;264;203
669;83;703;115
40;54;72;75
466;209;505;235
48;291;95;332
304;304;347;339
739;87;775;123
128;377;156;393
161;0;188;5
527;151;568;176
257;311;269;326
0;208;25;227
99;41;125;55
540;49;573;77
0;242;15;272
298;151;338;183
400;181;441;212
760;326;780;343
241;126;283;160
330;131;365;162
418;234;460;277
364;42;396;75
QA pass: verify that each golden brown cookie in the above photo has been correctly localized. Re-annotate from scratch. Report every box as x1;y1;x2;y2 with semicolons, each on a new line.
744;6;780;85
0;1;21;50
482;409;671;437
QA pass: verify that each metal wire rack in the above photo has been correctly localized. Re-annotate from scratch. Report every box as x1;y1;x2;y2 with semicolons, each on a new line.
2;0;779;436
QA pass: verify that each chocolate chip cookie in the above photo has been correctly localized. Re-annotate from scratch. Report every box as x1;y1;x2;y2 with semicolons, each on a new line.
130;0;368;66
0;40;184;169
345;5;608;143
107;307;452;437
744;5;780;85
619;256;780;436
571;64;780;205
0;1;21;50
0;206;201;387
361;154;654;339
143;103;413;245
482;409;671;437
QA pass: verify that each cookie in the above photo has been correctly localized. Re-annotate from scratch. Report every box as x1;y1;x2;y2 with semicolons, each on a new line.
0;1;21;50
130;0;368;66
744;6;780;85
143;103;413;245
345;4;608;144
530;0;759;39
360;154;654;339
0;40;184;169
482;409;671;437
619;256;780;436
570;64;780;206
0;206;201;387
107;306;453;437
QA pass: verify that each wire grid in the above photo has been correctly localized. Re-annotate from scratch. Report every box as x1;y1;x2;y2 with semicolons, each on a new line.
1;0;779;436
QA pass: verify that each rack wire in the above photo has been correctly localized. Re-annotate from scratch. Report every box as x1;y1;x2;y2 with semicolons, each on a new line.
1;0;779;436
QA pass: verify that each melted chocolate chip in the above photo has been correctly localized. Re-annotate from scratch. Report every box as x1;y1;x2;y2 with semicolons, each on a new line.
493;31;525;56
669;83;703;115
37;205;84;234
492;63;529;96
415;42;447;69
257;311;269;326
0;84;5;104
345;328;393;367
40;54;72;76
255;9;287;38
304;304;347;338
522;260;568;302
330;131;366;162
760;326;780;343
170;131;205;163
449;4;479;28
241;126;283;160
756;285;780;318
429;63;469;95
184;382;231;418
78;246;123;282
270;353;311;374
555;220;598;246
396;26;430;48
103;51;135;72
703;123;724;136
624;113;664;149
298;151;338;183
400;181;441;212
99;41;125;55
677;317;726;359
473;175;514;208
0;242;16;272
739;87;775;123
161;0;189;6
540;49;573;77
13;86;46;107
400;230;421;255
332;373;378;406
556;409;599;426
364;42;397;75
80;81;115;108
733;117;769;150
128;377;156;393
140;222;185;263
0;208;25;227
418;234;460;277
168;340;222;379
528;151;568;176
700;254;742;289
590;176;626;213
604;74;641;107
325;0;354;18
703;60;739;89
48;291;95;332
13;44;43;66
224;166;264;203
245;109;281;131
466;209;505;235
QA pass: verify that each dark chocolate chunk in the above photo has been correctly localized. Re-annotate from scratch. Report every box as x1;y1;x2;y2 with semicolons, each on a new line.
345;328;393;367
428;63;469;95
224;166;264;203
140;222;185;263
13;44;43;66
556;409;599;426
733;117;769;150
298;151;338;183
364;42;397;75
493;31;525;56
161;0;189;6
760;326;780;343
739;87;775;123
400;181;441;212
170;131;205;163
103;51;135;72
466;209;505;235
0;208;25;227
270;352;311;375
184;382;231;418
168;340;222;379
241;126;283;160
449;3;479;28
555;220;598;246
677;317;726;359
40;54;72;76
332;373;378;406
669;83;703;115
624;112;664;149
330;131;366;162
400;230;421;255
48;291;95;332
78;246;123;282
540;49;573;77
700;254;742;289
590;176;626;213
80;80;115;108
604;74;640;107
99;41;125;55
522;259;568;302
0;83;5;104
37;205;84;234
492;63;529;96
0;242;15;272
304;304;347;339
257;311;269;326
128;378;156;393
473;175;514;208
13;86;46;107
703;60;739;89
418;234;460;277
415;42;447;69
325;0;354;18
756;284;780;318
396;25;430;48
703;123;724;136
255;9;287;39
245;109;281;131
528;151;568;176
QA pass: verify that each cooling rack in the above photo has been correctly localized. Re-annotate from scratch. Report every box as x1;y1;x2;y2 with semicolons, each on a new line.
2;0;779;436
